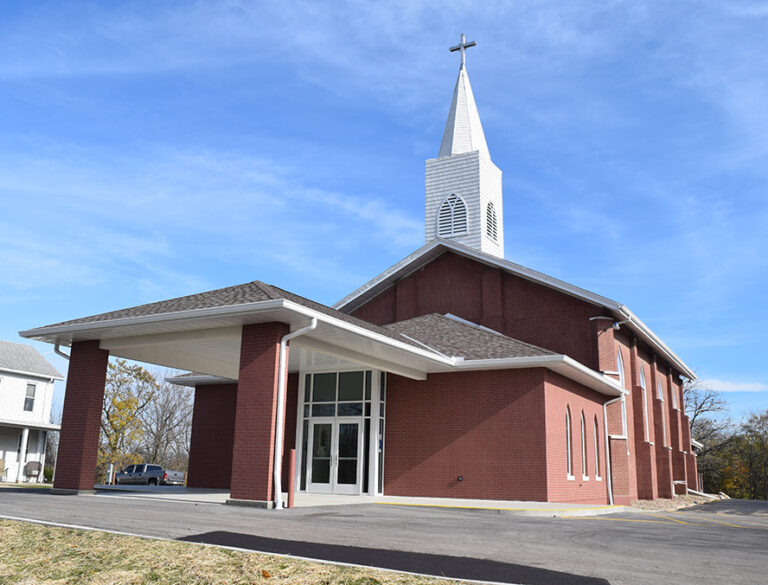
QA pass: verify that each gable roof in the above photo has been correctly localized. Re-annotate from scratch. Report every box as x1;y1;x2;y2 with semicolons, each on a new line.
385;313;555;360
32;280;421;351
334;238;696;379
0;340;63;380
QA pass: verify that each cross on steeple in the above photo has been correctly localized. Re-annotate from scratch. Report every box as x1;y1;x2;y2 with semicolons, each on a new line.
449;33;476;70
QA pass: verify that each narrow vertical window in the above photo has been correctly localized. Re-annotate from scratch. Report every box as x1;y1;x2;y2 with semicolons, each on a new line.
486;202;498;241
24;384;35;412
658;379;668;447
640;368;649;442
580;412;588;479
616;348;627;435
671;382;678;410
437;194;468;237
566;407;573;478
594;417;601;479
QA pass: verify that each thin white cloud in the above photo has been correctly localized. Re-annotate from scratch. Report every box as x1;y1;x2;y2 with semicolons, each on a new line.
700;379;768;393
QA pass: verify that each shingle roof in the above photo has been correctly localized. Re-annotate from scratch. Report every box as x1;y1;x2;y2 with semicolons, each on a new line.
36;281;423;350
384;314;555;360
0;340;63;379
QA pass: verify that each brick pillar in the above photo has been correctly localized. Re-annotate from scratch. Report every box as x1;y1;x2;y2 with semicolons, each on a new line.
228;322;289;506
187;383;237;489
591;317;616;374
53;340;109;493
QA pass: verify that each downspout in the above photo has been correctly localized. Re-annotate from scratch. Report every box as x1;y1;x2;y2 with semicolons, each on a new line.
273;317;317;509
603;394;624;506
54;344;70;360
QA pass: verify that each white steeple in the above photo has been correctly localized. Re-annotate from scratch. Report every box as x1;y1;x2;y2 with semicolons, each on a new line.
425;34;504;259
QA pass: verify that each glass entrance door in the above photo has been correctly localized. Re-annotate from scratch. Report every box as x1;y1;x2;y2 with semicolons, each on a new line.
307;419;363;494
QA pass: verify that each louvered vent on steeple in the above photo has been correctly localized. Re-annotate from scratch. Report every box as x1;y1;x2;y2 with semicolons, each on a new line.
486;202;498;242
437;194;468;237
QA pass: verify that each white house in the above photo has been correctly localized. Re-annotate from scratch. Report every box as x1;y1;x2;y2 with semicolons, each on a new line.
0;340;62;483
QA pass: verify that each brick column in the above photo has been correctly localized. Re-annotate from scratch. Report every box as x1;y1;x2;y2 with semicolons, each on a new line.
481;269;504;332
187;383;237;489
53;340;109;493
590;317;616;374
228;322;289;507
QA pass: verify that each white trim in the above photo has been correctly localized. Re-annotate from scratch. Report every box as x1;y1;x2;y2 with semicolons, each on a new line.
332;239;695;379
0;367;63;382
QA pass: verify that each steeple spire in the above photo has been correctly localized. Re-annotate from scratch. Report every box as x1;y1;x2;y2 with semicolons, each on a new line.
438;35;489;159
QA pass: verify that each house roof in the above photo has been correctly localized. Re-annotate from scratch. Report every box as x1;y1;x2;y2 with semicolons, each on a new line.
385;313;555;360
0;340;63;380
334;238;696;379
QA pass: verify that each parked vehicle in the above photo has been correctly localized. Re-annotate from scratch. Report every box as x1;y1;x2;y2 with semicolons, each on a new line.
115;464;185;486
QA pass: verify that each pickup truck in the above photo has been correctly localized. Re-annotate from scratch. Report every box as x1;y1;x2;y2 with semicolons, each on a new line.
115;464;185;486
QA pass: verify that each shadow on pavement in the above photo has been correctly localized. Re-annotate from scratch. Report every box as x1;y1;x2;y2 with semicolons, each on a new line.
179;531;609;585
689;500;768;516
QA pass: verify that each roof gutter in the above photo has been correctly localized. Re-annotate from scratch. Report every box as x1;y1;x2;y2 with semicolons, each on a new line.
274;317;317;510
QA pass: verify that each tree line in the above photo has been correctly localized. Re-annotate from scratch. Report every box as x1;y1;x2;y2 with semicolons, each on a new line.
686;381;768;500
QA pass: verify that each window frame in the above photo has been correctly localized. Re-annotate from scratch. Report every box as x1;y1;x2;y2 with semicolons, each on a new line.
640;367;650;442
23;383;36;412
580;411;589;481
566;406;574;480
657;378;668;447
594;416;602;480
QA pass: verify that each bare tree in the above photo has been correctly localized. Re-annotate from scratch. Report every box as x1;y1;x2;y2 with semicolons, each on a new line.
684;379;734;457
136;374;194;471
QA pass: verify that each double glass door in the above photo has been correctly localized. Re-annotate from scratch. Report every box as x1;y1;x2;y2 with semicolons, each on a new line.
307;418;363;494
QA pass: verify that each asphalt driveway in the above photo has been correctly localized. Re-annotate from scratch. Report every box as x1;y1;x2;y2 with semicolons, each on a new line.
1;488;766;585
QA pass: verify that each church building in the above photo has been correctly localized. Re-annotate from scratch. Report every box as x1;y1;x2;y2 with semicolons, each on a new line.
21;36;698;508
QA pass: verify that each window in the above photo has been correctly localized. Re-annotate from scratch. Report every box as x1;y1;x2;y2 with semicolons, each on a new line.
640;368;649;442
594;417;601;480
24;384;35;412
671;383;679;410
616;349;627;435
437;194;468;237
486;202;498;241
566;407;573;478
580;412;588;479
658;379;668;447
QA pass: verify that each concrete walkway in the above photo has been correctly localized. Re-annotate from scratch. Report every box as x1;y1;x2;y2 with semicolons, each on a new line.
94;485;625;516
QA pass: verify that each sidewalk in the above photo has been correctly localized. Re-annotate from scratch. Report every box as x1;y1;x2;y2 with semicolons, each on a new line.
93;485;625;516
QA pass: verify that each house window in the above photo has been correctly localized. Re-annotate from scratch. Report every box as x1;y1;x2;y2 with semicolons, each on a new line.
657;378;668;447
616;349;627;435
566;406;574;479
640;368;649;442
24;384;36;412
486;202;498;241
671;383;679;410
580;412;588;480
594;417;601;480
437;194;468;237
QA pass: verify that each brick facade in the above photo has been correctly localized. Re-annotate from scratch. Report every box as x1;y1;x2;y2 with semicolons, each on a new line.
54;340;109;492
384;369;549;501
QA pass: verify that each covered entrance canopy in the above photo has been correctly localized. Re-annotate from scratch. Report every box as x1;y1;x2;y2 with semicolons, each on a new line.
20;280;622;507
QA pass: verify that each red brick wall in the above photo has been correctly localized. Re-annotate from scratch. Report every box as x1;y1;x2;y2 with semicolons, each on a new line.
186;383;237;489
280;373;299;487
544;373;609;504
54;340;109;491
609;437;631;504
349;252;601;369
230;322;289;503
383;369;549;501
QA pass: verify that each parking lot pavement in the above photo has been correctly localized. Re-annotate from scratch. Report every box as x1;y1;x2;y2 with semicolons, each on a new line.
1;488;767;585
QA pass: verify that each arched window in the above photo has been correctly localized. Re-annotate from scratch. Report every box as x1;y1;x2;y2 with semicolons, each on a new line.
580;411;588;479
671;382;678;410
616;348;627;435
640;367;649;442
657;378;667;447
594;416;601;479
486;202;498;241
437;194;468;237
566;406;573;478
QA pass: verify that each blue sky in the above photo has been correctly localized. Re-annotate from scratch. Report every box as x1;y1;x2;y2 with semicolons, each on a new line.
1;1;766;419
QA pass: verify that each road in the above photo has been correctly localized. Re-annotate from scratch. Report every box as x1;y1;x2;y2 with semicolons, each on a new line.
1;488;766;585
